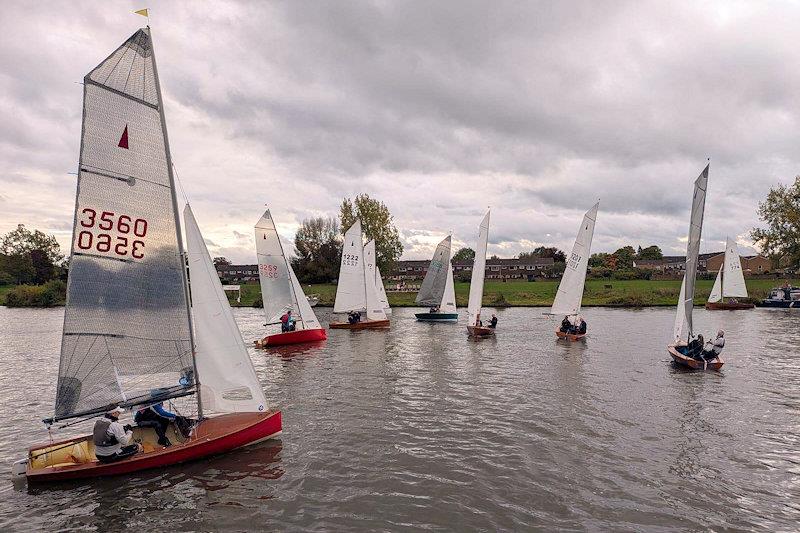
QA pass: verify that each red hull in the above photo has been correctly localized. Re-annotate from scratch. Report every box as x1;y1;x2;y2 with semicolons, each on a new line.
255;328;327;347
556;330;586;341
26;411;281;483
667;344;724;370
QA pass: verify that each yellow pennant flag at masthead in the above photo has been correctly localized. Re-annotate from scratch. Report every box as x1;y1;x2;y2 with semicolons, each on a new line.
134;8;149;17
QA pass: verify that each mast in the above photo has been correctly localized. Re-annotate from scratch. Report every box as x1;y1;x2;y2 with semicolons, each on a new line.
148;27;203;419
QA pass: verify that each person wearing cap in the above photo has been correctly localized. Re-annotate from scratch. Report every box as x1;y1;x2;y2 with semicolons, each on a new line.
702;330;725;361
93;407;140;463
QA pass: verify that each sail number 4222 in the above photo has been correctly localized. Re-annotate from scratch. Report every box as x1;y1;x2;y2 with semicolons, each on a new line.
77;208;148;259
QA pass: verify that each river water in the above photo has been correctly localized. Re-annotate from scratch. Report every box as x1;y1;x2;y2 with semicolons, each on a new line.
0;306;797;531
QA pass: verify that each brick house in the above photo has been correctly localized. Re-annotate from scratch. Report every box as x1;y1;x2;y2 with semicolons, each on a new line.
390;257;555;281
705;253;772;275
216;264;259;283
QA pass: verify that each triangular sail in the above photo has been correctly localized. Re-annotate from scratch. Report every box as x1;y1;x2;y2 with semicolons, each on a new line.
333;220;366;313
184;205;267;414
53;28;194;421
682;165;709;339
723;237;748;298
255;210;298;325
708;266;723;303
416;235;452;306
550;202;599;316
674;275;687;342
441;262;457;313
467;210;490;327
289;266;321;330
375;265;391;315
364;240;388;321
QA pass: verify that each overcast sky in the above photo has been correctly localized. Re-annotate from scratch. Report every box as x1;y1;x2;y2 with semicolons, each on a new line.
2;1;798;263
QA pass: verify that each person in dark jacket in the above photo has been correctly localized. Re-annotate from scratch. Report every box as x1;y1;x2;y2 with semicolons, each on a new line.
560;316;572;333
135;401;178;447
489;314;498;328
576;317;587;335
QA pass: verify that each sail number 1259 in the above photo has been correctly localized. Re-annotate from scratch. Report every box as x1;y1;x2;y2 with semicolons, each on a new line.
77;208;148;259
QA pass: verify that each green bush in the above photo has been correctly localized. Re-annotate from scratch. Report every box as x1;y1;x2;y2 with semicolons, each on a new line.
4;280;66;307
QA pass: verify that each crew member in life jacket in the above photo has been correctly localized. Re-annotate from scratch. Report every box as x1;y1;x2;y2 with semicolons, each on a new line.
93;406;140;463
560;316;572;333
135;398;178;447
489;314;498;329
280;310;296;332
576;317;587;335
702;330;725;361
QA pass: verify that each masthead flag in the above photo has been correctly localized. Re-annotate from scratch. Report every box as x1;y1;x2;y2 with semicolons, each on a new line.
134;8;149;17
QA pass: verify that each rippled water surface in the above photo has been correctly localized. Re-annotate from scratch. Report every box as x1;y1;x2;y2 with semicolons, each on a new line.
0;306;798;531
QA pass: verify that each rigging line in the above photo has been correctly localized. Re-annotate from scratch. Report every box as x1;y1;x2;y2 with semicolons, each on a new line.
121;30;142;95
172;163;190;204
101;32;134;86
61;333;101;386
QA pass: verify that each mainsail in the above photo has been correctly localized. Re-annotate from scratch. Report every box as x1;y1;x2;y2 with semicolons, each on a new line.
551;202;599;316
416;235;452;307
53;28;194;421
723;237;748;298
256;210;296;323
682;164;709;339
467;210;491;327
184;205;267;414
364;240;388;321
333;220;367;313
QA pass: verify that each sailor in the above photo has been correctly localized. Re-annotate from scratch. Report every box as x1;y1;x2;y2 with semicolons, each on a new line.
93;406;140;463
560;316;572;333
135;398;178;447
703;330;725;361
489;314;498;329
576;317;587;335
286;310;296;332
430;306;439;313
687;334;705;359
280;311;291;332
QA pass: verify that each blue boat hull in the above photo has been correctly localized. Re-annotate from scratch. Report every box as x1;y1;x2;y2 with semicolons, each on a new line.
415;312;459;322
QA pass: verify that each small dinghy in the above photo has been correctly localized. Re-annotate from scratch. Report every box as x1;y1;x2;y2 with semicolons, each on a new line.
548;202;598;340
15;29;280;483
667;164;725;370
253;209;327;347
466;210;495;337
415;235;458;322
704;237;754;310
329;220;391;329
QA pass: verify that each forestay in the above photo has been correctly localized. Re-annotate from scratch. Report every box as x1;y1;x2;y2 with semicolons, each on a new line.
467;210;490;327
708;266;723;303
334;220;367;313
723;237;748;298
364;240;388;321
551;202;599;316
54;28;194;421
185;206;267;413
416;235;452;307
683;165;709;338
255;210;297;324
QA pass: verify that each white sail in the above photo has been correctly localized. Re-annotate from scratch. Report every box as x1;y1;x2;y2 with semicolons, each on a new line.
416;235;452;306
184;205;267;414
467;210;490;327
375;265;392;315
255;210;296;324
53;28;195;421
723;237;748;298
364;240;388;321
289;266;321;330
682;165;709;338
674;275;687;342
333;220;366;313
441;262;457;313
551;202;599;316
708;266;723;303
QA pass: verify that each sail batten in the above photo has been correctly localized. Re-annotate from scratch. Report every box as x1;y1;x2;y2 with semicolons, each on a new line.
54;28;194;421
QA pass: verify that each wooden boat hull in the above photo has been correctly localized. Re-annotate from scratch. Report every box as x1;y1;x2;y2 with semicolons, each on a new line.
556;329;586;341
329;319;390;330
25;411;282;483
667;344;724;370
255;328;327;348
415;312;459;322
467;325;495;337
704;301;755;310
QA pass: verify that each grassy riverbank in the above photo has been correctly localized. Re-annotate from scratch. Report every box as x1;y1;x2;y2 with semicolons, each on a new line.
227;278;798;308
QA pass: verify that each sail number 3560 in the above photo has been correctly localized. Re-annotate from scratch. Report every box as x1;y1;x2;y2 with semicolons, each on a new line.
77;208;148;259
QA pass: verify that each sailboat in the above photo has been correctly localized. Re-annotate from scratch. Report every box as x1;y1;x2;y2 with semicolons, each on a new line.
667;164;724;370
705;237;754;310
467;210;494;336
329;220;390;329
415;235;458;321
16;29;280;483
550;203;599;340
253;209;327;347
367;240;392;316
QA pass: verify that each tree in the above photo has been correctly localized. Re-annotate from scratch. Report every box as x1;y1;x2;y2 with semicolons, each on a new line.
612;246;636;269
751;176;800;270
340;194;403;273
213;257;231;267
0;225;62;285
589;252;609;268
291;216;342;283
636;245;663;260
452;247;475;262
519;246;566;263
0;253;34;285
1;224;63;264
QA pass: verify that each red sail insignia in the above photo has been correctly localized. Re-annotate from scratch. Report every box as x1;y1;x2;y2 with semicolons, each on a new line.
118;125;129;149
